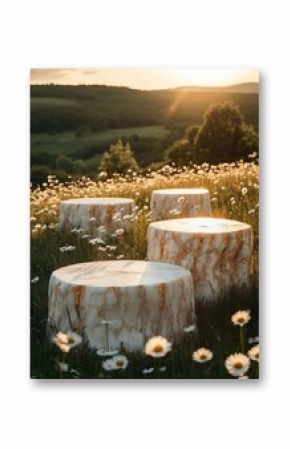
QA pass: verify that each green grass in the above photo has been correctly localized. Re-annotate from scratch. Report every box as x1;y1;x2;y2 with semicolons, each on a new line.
31;97;78;107
31;126;170;156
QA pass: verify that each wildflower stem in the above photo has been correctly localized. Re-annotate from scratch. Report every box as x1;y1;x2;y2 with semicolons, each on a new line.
104;322;110;352
240;326;245;353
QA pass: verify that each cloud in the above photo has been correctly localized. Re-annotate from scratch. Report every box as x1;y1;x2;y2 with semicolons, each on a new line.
30;68;101;84
81;69;100;76
30;69;72;82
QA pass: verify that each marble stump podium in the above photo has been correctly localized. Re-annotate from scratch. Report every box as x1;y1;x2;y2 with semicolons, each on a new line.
48;260;195;352
150;188;211;221
147;218;253;303
59;197;135;234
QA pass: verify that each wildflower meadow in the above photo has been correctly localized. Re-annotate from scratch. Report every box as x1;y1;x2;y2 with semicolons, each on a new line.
31;159;259;379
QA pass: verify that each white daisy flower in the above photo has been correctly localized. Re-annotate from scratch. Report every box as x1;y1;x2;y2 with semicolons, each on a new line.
231;310;251;327
95;237;106;245
102;355;128;371
248;336;259;344
52;331;82;353
248;344;259;362
192;348;213;363
106;245;117;252
31;276;39;284
58;362;69;372
145;336;172;358
225;353;250;377
142;367;154;374
178;196;185;204
115;228;125;236
183;324;196;333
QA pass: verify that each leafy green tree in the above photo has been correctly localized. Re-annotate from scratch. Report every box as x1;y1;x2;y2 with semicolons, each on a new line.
164;138;193;166
30;165;51;185
194;101;258;163
99;140;139;175
166;102;258;166
185;124;199;142
74;160;86;174
56;155;75;173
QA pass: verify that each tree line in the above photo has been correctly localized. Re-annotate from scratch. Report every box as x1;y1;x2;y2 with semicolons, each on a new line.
31;84;259;133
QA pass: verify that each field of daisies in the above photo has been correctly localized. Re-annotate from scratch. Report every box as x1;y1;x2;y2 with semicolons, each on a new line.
30;159;259;379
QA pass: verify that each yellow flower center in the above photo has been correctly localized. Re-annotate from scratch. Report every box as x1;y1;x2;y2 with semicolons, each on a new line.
199;354;207;360
238;318;245;324
233;362;243;369
67;336;74;344
153;344;164;353
116;359;125;367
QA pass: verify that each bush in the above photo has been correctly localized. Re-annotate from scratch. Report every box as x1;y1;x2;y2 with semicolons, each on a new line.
56;155;75;173
30;165;51;185
99;140;139;175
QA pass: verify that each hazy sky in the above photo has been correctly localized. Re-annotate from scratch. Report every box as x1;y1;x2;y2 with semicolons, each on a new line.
30;68;259;90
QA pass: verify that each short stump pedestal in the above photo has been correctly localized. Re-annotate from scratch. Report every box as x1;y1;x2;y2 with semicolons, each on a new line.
150;188;211;221
59;197;135;234
147;218;253;303
48;260;195;352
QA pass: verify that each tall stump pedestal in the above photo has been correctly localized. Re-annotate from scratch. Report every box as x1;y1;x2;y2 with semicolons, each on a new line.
59;197;135;234
48;260;195;352
147;218;253;303
150;188;211;221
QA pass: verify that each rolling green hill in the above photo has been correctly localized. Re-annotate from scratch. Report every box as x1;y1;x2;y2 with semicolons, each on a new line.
31;83;259;133
30;83;259;180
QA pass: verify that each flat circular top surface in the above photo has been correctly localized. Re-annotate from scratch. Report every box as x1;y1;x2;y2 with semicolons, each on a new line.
52;260;191;287
61;197;134;205
152;188;209;195
149;217;250;234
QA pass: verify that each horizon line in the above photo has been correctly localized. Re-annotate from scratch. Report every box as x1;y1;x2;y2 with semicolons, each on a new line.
30;80;259;91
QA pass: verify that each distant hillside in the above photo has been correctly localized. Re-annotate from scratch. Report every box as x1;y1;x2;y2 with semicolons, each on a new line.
174;82;258;94
31;84;259;134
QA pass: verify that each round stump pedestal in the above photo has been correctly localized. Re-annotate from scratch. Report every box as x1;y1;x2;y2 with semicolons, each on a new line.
150;188;211;221
59;197;135;234
147;218;253;303
48;260;195;352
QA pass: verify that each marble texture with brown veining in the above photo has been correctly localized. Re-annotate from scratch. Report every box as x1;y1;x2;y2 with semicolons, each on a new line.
147;218;253;303
59;197;135;233
150;188;211;221
48;260;195;351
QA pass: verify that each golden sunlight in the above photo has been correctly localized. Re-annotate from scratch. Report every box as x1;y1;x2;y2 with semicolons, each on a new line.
30;68;258;90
